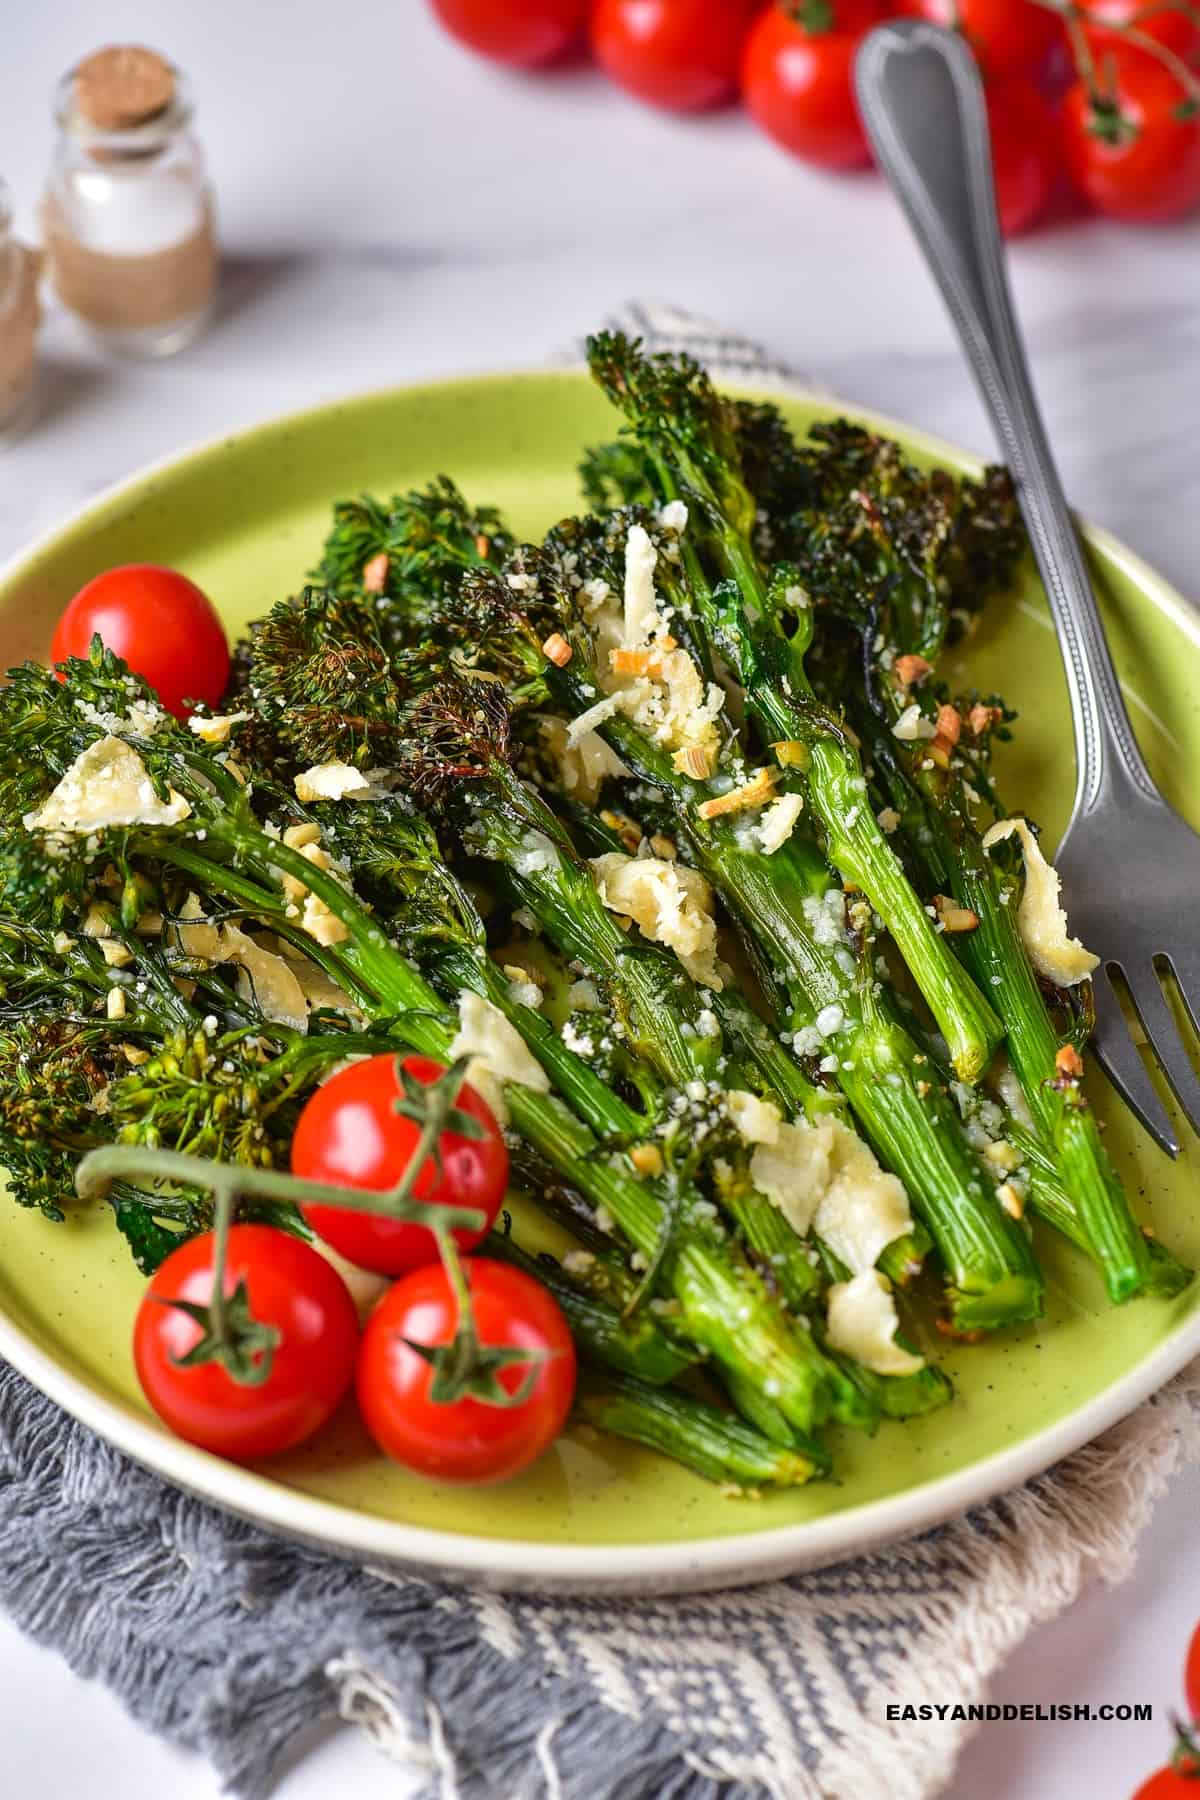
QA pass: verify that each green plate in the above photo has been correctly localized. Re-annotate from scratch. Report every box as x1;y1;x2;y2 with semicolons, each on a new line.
1;371;1197;1595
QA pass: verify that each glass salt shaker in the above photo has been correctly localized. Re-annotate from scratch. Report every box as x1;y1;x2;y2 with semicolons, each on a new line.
0;177;40;441
43;46;217;358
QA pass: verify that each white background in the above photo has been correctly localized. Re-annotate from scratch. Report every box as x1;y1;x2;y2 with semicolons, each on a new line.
2;4;1199;1796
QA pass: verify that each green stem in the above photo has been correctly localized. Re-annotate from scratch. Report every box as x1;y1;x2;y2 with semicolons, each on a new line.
577;1374;828;1489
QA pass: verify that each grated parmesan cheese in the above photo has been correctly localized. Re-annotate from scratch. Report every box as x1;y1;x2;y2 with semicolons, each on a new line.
982;817;1099;987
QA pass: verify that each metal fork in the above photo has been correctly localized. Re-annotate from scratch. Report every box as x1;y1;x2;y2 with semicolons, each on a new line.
854;21;1200;1157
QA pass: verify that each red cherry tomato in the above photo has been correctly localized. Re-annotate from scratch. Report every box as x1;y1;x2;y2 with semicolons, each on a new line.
430;0;586;67
292;1054;508;1276
356;1259;577;1484
1062;55;1200;222
987;74;1059;235
1186;1620;1200;1722
1075;0;1200;64
51;564;230;721
742;1;880;170
133;1224;358;1461
1132;1771;1200;1800
898;0;1061;77
591;0;759;112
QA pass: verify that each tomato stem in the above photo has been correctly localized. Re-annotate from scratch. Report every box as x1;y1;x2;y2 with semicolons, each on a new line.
1032;0;1200;107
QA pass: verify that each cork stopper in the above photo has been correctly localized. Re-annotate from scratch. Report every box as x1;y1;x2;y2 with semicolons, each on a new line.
74;46;176;132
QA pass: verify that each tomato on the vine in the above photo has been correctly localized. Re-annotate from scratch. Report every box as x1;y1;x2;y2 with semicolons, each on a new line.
357;1259;577;1484
1075;0;1200;65
898;0;1061;78
987;74;1059;235
51;564;230;720
1132;1770;1200;1799
133;1224;359;1461
1186;1620;1200;1723
591;0;759;112
741;1;881;170
1062;54;1200;222
291;1053;508;1276
429;0;586;67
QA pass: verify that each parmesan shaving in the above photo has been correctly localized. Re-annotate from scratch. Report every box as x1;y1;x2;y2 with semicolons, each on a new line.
757;791;804;855
539;716;628;806
727;1089;782;1147
26;736;191;833
448;990;551;1126
589;851;724;990
173;894;308;1034
982;817;1099;987
293;761;372;804
750;1116;913;1272
826;1271;925;1376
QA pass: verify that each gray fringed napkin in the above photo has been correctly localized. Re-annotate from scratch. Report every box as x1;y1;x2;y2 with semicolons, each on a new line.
2;303;1198;1800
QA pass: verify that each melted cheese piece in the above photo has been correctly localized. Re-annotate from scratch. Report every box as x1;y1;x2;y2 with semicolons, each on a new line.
983;817;1099;987
750;1116;913;1271
623;523;663;647
447;990;551;1126
589;851;723;990
757;791;804;855
293;761;372;804
726;1089;783;1147
174;894;308;1034
188;711;251;745
826;1271;925;1377
26;736;191;833
539;716;629;806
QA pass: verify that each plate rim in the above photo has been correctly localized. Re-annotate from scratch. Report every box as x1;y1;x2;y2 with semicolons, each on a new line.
1;366;1197;1594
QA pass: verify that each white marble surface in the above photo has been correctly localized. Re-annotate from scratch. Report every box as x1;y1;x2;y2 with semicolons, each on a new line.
2;4;1199;1796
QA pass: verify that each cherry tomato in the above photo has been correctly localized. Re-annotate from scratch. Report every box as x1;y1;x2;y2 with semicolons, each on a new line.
742;1;879;169
987;74;1059;235
51;564;230;720
357;1259;577;1483
898;0;1061;78
1132;1770;1200;1800
591;0;759;112
1075;0;1200;65
1062;55;1200;222
292;1054;508;1276
1186;1620;1200;1722
430;0;586;67
133;1224;358;1461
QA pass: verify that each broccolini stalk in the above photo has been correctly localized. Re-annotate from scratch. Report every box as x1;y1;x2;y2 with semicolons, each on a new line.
853;685;1161;1305
585;331;1002;1086
446;552;1040;1328
577;1373;828;1489
484;1222;696;1386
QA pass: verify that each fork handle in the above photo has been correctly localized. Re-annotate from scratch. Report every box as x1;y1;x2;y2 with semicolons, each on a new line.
854;21;1159;819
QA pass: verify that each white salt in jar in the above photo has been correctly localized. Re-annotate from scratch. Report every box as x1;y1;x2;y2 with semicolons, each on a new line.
0;178;40;442
43;46;217;358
